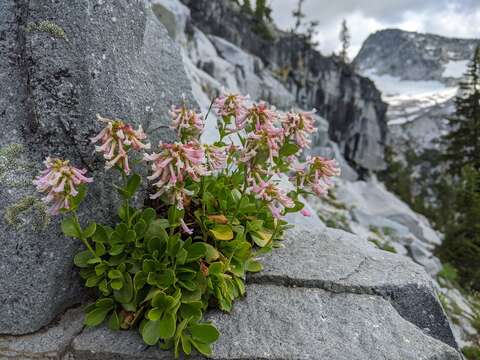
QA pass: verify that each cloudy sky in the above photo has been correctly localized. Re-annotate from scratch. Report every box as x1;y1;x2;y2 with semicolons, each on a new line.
269;0;480;59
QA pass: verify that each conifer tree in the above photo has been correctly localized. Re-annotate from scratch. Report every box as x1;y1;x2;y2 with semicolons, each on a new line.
339;19;350;63
443;46;480;176
242;0;253;14
292;0;306;33
254;0;267;20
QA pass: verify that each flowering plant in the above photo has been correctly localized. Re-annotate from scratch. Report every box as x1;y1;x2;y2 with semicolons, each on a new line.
34;93;339;358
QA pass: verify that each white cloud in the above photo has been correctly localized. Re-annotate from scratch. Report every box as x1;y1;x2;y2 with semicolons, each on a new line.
268;0;480;58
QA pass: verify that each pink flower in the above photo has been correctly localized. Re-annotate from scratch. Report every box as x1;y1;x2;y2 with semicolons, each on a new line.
250;177;294;218
247;101;278;132
213;92;249;130
170;105;204;139
144;141;207;205
282;110;317;148
300;208;312;217
33;157;93;215
291;156;341;197
204;144;227;170
180;218;193;234
91;115;150;175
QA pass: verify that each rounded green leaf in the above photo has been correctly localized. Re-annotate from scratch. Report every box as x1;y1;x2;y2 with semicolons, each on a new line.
185;242;207;262
246;259;263;273
159;313;176;339
108;311;120;331
209;225;234;241
141;319;162;345
83;223;97;238
61;217;82;238
189;323;220;343
84;307;111;327
74;250;94;268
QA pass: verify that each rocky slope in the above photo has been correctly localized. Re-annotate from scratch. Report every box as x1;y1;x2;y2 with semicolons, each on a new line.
355;29;478;157
177;0;388;172
354;29;480;349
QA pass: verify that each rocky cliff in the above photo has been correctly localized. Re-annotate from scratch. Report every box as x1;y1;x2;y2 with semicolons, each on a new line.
179;0;388;172
0;0;194;335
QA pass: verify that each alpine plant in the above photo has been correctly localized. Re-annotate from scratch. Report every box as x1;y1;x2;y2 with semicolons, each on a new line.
33;93;340;358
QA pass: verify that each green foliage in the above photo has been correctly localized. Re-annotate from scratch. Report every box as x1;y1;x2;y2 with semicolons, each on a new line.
64;171;290;357
439;166;480;290
463;346;480;360
437;263;459;285
443;46;480;176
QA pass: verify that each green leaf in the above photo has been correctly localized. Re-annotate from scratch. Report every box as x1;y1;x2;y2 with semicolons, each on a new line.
142;319;162;345
189;323;220;343
108;269;123;279
147;307;163;321
134;219;148;237
159;313;176;339
108;243;125;256
251;230;272;247
181;334;192;355
208;262;223;275
157;269;175;288
113;272;133;304
180;301;203;321
84;307;111;327
185;242;207;262
92;225;110;243
83;223;97;238
126;173;142;197
176;248;188;265
61;217;82;238
142;208;156;224
74;250;94;268
209;224;234;241
145;219;169;242
204;243;220;262
70;184;87;211
280;142;300;157
190;339;213;356
246;259;263;273
108;311;120;331
110;279;123;290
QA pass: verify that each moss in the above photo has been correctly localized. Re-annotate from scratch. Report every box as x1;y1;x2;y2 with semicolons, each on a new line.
463;346;480;360
26;20;67;41
368;238;397;253
437;263;459;284
4;196;50;231
381;226;396;237
0;143;33;188
368;225;382;237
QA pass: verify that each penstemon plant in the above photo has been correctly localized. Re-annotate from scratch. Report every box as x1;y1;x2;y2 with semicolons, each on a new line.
33;93;340;358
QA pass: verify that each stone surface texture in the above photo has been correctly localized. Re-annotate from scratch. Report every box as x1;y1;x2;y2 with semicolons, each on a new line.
0;0;195;335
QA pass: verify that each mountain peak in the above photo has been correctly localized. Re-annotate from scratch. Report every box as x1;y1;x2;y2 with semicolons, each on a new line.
354;28;479;83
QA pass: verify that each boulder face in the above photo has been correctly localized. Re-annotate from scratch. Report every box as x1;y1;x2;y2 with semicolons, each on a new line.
0;0;194;334
180;0;388;172
0;213;461;359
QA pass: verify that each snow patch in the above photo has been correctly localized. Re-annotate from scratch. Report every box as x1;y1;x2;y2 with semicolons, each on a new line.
442;59;468;78
363;69;446;98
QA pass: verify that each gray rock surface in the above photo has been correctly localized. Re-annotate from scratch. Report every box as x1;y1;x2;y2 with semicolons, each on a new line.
0;0;194;334
0;307;84;359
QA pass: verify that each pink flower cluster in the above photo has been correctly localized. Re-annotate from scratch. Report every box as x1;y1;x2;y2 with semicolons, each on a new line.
143;141;208;209
91;115;150;175
292;156;341;196
33;157;93;215
170;105;204;139
213;93;249;130
250;177;295;218
282;110;317;148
